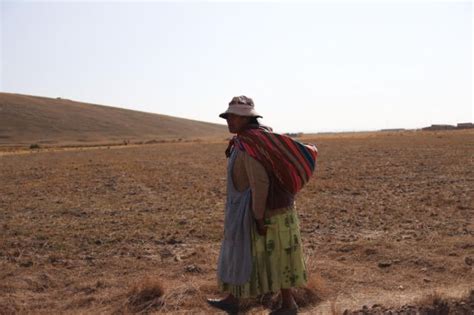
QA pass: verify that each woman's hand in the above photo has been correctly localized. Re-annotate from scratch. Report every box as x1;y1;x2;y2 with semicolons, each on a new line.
256;218;267;236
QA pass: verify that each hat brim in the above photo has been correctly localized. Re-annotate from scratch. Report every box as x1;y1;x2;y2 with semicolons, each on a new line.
219;107;262;119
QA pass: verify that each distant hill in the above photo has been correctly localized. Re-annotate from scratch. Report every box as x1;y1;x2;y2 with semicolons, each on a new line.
0;92;227;146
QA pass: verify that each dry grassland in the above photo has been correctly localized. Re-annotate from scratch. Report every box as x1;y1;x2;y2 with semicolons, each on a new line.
1;130;473;314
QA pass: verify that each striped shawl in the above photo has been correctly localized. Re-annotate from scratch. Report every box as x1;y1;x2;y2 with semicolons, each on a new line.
227;126;318;195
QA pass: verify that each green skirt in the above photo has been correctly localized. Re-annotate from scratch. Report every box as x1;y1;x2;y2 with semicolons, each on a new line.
219;209;307;298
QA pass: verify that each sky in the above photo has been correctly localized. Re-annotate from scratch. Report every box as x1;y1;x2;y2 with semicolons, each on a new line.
1;0;472;133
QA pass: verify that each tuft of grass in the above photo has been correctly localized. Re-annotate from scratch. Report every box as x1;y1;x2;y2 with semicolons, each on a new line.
416;290;443;306
293;273;328;307
124;277;165;313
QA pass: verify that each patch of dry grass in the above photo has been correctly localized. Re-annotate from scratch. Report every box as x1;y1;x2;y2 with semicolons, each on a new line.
123;277;165;314
293;273;327;307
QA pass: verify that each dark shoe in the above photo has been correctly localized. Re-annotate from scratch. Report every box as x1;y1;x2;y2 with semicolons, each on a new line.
207;298;239;314
269;306;298;315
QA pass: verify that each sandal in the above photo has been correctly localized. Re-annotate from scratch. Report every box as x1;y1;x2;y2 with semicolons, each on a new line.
207;298;239;314
269;306;298;315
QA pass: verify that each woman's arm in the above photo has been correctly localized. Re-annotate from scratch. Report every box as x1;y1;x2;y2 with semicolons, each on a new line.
242;151;269;235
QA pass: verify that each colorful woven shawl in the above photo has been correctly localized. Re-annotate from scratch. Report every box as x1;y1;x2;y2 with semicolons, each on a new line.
227;126;318;194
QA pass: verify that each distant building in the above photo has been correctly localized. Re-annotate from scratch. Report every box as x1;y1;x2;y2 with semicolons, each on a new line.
457;122;474;129
284;132;303;138
422;124;456;131
422;123;473;131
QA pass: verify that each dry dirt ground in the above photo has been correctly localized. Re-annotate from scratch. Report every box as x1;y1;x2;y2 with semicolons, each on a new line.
1;130;473;314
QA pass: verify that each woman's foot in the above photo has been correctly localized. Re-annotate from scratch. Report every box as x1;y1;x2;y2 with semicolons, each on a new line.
269;305;297;315
207;294;239;314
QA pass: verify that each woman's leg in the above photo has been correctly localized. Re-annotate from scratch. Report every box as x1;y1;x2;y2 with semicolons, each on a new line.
280;288;297;309
269;289;297;314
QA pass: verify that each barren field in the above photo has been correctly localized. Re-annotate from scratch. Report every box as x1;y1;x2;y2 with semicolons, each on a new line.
1;130;473;314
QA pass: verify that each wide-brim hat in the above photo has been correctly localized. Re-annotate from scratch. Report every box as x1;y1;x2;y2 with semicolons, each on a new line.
219;95;262;119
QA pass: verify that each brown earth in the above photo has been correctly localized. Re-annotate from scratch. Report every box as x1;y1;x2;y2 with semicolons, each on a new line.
343;289;474;314
0;129;473;314
0;92;227;147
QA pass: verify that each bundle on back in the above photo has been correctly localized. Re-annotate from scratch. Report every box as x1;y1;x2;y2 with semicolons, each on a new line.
233;127;318;195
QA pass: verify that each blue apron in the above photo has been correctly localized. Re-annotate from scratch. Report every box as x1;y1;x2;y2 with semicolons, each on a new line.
217;149;253;285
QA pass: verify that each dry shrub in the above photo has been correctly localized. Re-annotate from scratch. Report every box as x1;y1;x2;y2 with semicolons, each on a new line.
415;289;474;313
415;290;444;306
293;273;328;307
411;291;450;315
160;283;199;311
124;277;165;313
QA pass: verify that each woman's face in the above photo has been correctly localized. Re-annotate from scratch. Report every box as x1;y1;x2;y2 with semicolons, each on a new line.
226;114;251;134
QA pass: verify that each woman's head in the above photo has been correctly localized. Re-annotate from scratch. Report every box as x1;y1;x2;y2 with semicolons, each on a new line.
220;95;262;134
225;113;254;134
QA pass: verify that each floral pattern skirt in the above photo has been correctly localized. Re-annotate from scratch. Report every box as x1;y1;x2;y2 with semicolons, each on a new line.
218;209;307;298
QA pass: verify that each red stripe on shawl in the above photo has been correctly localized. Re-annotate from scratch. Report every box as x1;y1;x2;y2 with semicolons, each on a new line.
242;132;266;160
281;135;312;177
279;156;300;193
250;129;275;151
290;168;302;192
242;142;257;157
258;132;296;179
267;132;309;183
262;132;304;193
245;131;279;169
249;132;290;183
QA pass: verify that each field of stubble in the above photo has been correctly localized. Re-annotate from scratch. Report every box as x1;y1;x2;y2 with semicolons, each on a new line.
0;130;473;314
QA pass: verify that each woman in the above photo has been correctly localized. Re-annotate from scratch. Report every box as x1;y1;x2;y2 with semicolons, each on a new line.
208;96;317;315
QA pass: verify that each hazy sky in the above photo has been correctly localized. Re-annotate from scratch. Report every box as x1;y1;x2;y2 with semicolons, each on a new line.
1;1;472;133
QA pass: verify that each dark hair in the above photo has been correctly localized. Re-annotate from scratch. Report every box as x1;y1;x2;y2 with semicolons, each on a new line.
249;117;260;125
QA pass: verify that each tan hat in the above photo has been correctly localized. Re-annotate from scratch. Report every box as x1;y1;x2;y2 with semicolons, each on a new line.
219;95;262;119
